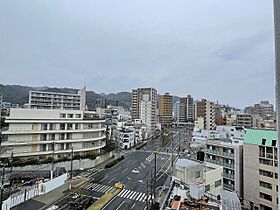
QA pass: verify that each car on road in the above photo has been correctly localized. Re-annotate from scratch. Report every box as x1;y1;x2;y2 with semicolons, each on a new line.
114;182;123;189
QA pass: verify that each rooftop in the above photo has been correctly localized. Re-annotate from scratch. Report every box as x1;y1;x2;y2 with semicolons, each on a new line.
244;128;277;146
175;159;200;168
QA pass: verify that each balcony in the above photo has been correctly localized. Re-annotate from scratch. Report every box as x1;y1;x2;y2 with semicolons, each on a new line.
207;159;234;169
223;173;235;180
206;149;234;158
223;184;234;191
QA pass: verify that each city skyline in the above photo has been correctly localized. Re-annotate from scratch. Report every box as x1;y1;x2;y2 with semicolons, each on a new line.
0;0;275;108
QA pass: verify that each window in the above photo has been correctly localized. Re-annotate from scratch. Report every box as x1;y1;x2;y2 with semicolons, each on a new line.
75;114;81;118
259;158;273;166
41;134;47;141
195;171;201;178
275;173;278;179
66;133;72;140
260;192;272;201
60;144;64;150
272;140;277;147
215;179;222;187
50;134;55;140
60;123;65;130
75;124;79;130
68;114;73;118
262;139;266;145
41;123;48;130
59;133;65;140
259;169;273;178
259;181;272;189
60;113;66;118
205;185;210;192
49;123;54;130
67;124;73;130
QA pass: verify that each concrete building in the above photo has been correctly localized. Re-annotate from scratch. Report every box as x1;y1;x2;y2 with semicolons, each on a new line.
236;114;253;128
173;101;180;123
0;94;2;118
131;88;157;134
29;87;86;111
204;138;243;197
179;95;196;123
158;93;173;126
118;128;135;149
254;101;275;120
196;99;216;130
243;129;278;210
174;158;223;197
1;108;106;158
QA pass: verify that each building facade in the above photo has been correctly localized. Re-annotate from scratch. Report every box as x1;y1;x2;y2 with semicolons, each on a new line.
132;88;157;133
196;99;216;130
236;114;253;128
1;108;106;158
174;158;223;197
179;95;196;123
158;93;173;126
118;128;135;149
205;138;243;197
243;129;278;210
29;87;86;111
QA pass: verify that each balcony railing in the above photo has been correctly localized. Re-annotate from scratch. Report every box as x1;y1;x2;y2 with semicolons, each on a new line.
223;172;235;180
207;159;234;169
223;184;234;191
206;149;234;158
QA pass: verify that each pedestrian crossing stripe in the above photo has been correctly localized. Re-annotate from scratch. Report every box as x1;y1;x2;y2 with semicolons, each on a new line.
117;189;151;202
85;183;113;193
146;154;154;163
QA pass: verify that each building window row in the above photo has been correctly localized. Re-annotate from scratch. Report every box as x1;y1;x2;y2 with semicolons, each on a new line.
259;169;278;179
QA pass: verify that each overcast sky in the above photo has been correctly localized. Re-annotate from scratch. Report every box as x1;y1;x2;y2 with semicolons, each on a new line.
0;0;276;107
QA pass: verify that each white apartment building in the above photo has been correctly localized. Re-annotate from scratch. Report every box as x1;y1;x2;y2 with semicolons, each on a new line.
173;101;180;123
140;94;154;135
1;108;106;158
29;87;86;111
118;128;135;149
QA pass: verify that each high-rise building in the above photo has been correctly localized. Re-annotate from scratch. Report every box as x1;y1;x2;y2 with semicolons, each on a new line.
173;101;180;123
0;94;2;118
196;99;216;130
243;129;277;210
158;93;173;126
132;88;157;133
179;95;196;123
29;87;86;110
1;108;106;158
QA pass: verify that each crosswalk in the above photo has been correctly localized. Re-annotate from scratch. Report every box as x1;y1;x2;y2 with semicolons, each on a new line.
117;189;151;203
85;183;113;193
145;154;154;163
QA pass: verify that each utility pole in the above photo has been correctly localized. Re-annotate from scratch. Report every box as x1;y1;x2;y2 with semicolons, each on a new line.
9;150;13;188
153;152;157;203
51;141;55;179
171;133;174;175
70;147;74;179
0;167;5;210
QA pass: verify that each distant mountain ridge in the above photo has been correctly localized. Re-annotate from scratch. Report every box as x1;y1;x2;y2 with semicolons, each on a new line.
0;84;181;110
0;84;132;109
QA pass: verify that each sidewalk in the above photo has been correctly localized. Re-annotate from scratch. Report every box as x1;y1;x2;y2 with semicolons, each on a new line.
12;150;132;210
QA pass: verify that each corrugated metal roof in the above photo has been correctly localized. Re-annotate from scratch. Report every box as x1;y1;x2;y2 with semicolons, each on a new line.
244;129;277;146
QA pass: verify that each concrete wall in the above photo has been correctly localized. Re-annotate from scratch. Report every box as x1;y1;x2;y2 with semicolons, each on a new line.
205;165;223;196
2;173;68;210
243;144;259;208
3;151;115;172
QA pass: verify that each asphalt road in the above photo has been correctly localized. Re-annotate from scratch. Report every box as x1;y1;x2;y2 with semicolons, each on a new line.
53;128;186;210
